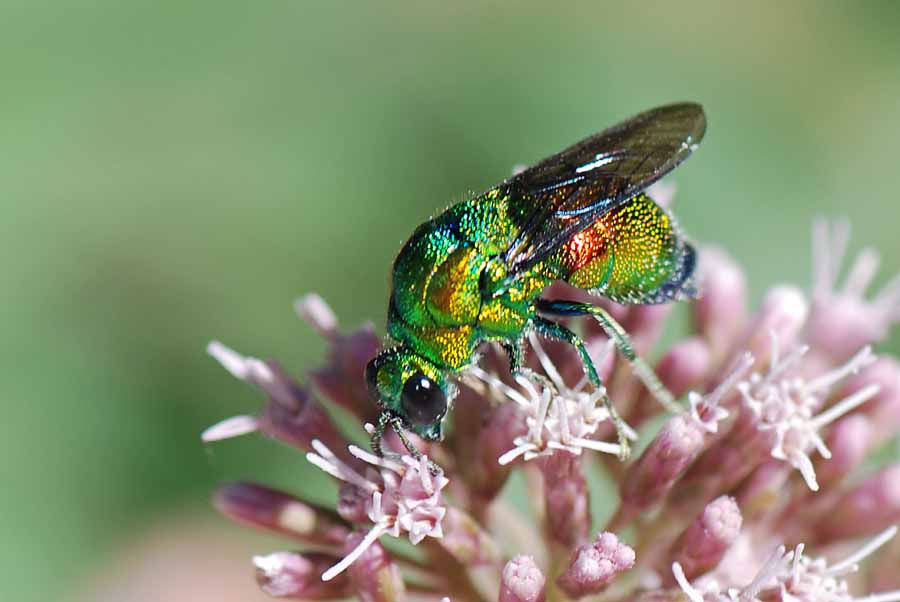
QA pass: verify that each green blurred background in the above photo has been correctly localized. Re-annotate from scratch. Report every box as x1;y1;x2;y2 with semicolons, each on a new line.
4;2;900;600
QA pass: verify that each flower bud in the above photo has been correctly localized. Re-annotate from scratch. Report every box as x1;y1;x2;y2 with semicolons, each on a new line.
843;357;900;442
214;482;348;545
309;325;382;423
816;464;900;543
257;373;352;463
296;294;381;421
500;555;546;602
205;342;354;464
540;451;590;548
253;551;351;599
674;412;774;515
556;532;635;598
693;247;747;357
440;507;502;566
739;286;808;368
808;220;900;360
656;337;712;400
666;496;742;583
814;414;873;488
621;414;705;513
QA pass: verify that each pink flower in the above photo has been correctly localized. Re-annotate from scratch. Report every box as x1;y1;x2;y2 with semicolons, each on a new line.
305;440;447;580
204;214;900;602
737;343;879;491
466;334;631;465
667;496;743;582
556;532;635;598
673;526;900;602
809;218;900;360
501;556;546;602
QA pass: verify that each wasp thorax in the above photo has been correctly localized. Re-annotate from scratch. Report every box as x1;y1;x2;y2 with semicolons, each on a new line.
401;371;447;426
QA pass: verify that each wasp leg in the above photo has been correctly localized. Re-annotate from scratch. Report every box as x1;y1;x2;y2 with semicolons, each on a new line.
392;416;444;476
535;299;682;416
391;416;423;460
501;339;559;398
371;411;442;475
501;339;524;373
531;315;631;460
372;412;423;461
370;411;392;457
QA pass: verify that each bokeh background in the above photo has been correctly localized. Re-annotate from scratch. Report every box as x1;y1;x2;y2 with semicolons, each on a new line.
4;2;900;600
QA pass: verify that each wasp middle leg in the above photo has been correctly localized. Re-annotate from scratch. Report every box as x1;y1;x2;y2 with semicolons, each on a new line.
535;298;682;416
530;314;632;460
500;339;560;399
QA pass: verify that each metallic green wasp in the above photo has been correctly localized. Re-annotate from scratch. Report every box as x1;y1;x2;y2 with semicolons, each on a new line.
366;103;706;460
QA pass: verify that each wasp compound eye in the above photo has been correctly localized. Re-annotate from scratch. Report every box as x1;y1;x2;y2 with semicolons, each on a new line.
400;371;447;426
365;357;380;402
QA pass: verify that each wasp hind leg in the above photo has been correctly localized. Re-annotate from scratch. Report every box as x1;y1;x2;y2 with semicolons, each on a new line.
530;315;632;461
535;299;682;416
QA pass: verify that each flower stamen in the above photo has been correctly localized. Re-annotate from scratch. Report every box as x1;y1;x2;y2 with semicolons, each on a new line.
305;439;447;580
739;336;880;490
473;335;633;464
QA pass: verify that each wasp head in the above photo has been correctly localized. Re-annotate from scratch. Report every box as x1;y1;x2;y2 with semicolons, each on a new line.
365;346;450;441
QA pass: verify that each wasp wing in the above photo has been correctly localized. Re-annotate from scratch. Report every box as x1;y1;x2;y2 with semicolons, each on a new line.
499;102;705;278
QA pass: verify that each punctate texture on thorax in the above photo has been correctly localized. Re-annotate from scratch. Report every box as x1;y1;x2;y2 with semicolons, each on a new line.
388;191;538;369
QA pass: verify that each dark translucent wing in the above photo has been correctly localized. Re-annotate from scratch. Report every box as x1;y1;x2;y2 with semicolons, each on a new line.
500;102;706;277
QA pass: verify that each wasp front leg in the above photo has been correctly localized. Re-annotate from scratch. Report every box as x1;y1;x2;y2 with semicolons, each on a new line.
371;411;422;459
370;411;393;458
371;411;443;475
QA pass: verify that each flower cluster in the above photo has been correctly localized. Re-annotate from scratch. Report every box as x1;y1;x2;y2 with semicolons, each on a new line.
306;439;448;581
205;217;900;602
465;333;628;465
